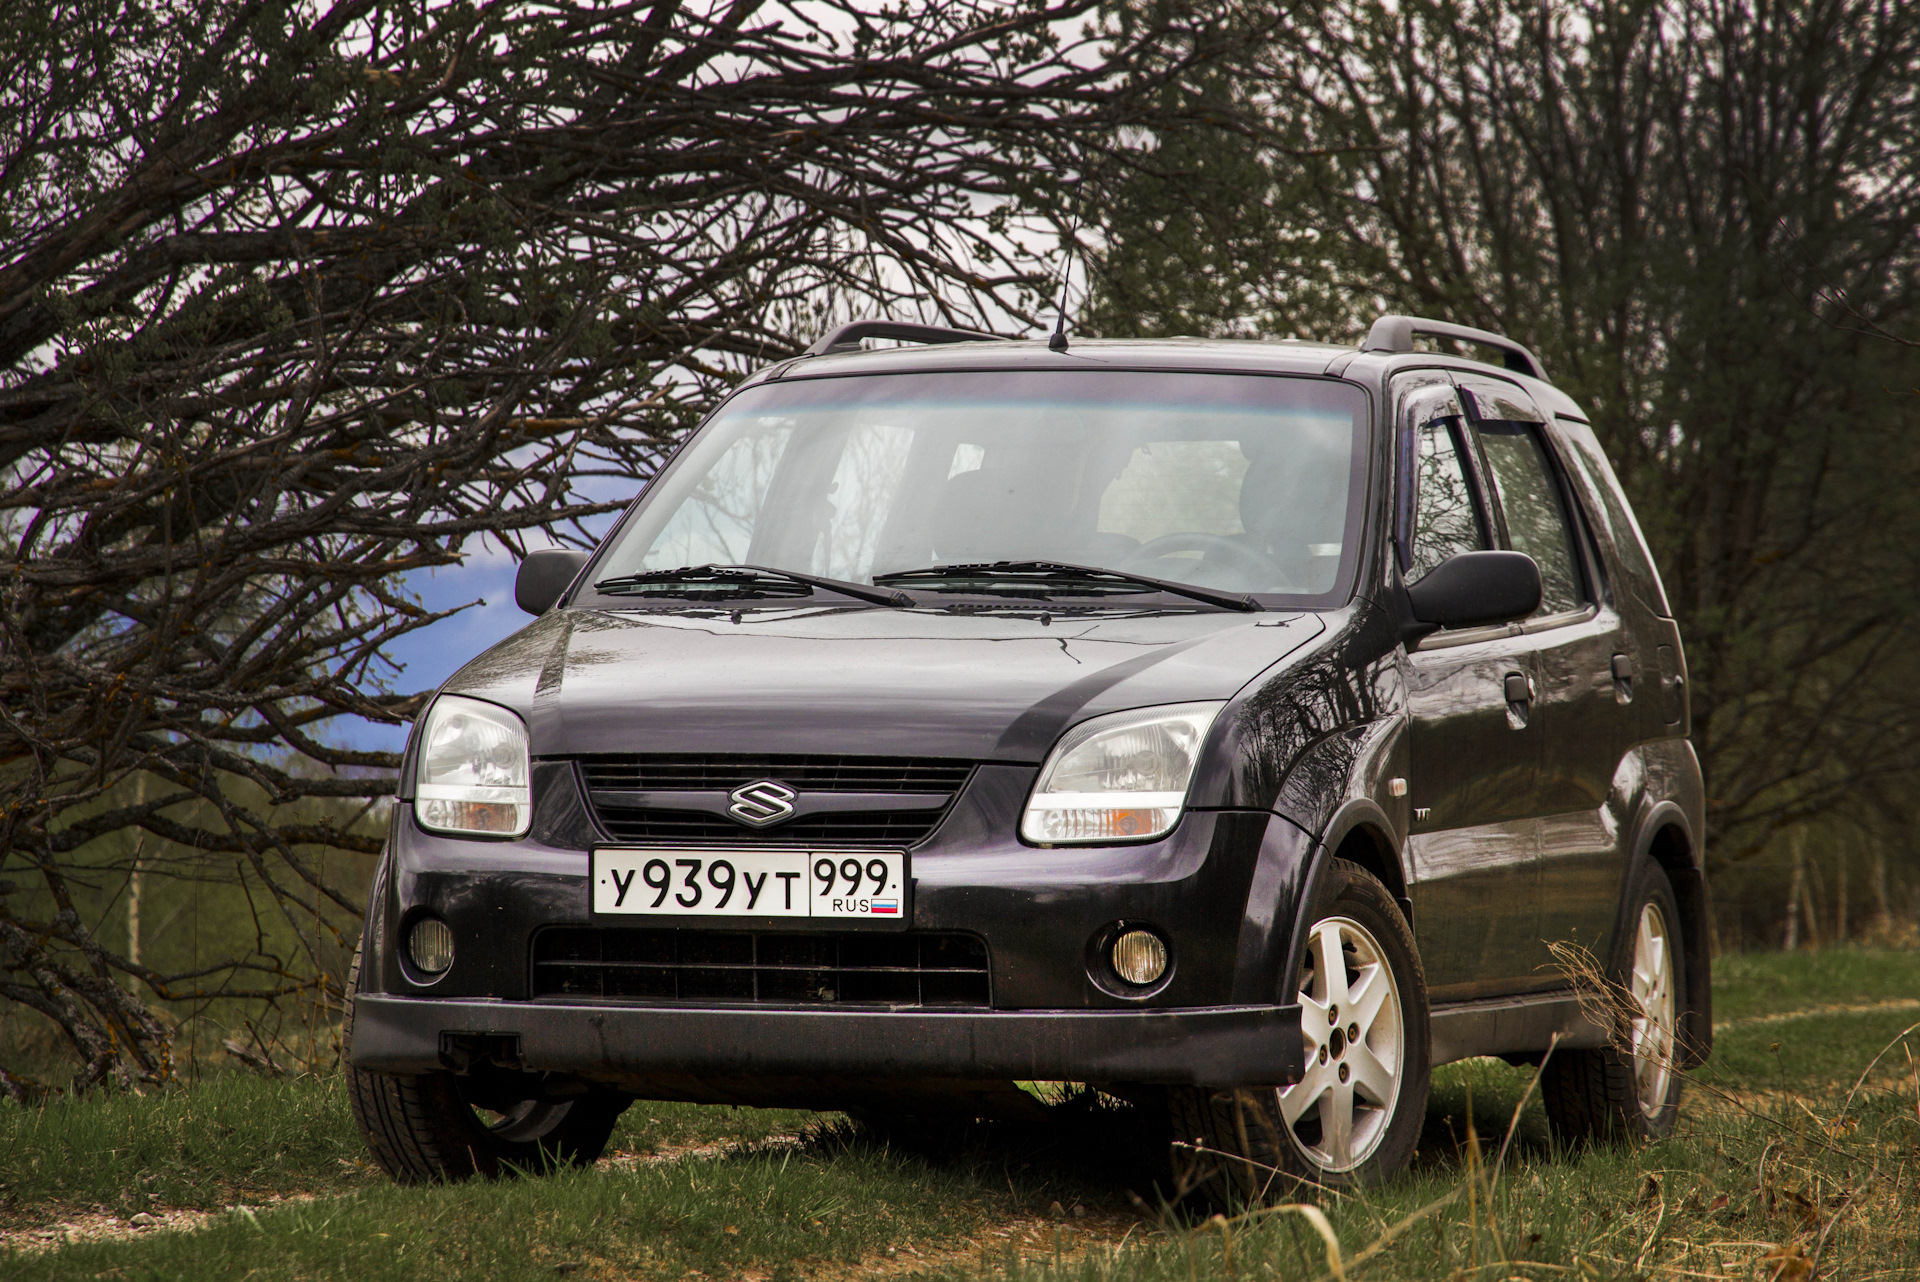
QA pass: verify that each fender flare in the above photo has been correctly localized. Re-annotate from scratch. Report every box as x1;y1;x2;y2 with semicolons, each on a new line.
359;847;396;999
1274;838;1331;1005
1317;796;1409;907
1274;796;1407;1005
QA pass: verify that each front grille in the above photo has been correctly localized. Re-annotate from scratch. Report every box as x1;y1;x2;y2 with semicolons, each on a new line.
592;810;946;844
575;753;974;847
530;927;990;1007
576;754;973;793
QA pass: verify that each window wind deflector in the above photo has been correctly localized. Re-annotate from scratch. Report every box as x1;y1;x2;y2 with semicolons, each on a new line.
594;564;912;607
873;561;1260;613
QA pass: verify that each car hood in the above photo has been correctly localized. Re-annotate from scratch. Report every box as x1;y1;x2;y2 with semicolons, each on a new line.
441;605;1328;762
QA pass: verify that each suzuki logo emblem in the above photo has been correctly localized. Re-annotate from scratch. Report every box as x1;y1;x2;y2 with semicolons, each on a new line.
727;780;797;827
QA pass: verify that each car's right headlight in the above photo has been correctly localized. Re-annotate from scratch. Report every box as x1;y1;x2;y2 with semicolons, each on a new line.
1021;702;1224;845
414;695;531;838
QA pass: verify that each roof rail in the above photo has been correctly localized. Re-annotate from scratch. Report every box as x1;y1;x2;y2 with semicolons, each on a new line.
1360;315;1547;381
803;318;1001;357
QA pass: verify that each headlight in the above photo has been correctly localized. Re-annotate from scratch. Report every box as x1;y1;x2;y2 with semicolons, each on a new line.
414;696;531;838
1021;702;1223;845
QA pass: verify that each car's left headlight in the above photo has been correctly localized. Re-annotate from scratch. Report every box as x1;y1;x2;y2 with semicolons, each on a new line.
1021;702;1224;845
414;695;531;838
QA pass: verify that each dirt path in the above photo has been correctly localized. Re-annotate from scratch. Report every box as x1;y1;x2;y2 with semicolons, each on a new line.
0;1193;319;1255
812;1206;1145;1281
0;1132;800;1256
1713;998;1920;1031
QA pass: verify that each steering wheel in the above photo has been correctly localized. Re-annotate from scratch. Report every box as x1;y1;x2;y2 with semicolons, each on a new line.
1116;532;1292;588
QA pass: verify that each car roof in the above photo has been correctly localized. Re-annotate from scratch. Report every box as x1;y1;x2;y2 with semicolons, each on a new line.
761;336;1351;380
745;335;1588;421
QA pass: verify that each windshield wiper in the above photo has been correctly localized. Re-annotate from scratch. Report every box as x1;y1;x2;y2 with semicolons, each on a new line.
593;564;912;608
873;560;1259;613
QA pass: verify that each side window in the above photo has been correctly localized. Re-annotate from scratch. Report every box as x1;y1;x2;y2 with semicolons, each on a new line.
1472;422;1584;616
1555;419;1672;617
1407;420;1488;581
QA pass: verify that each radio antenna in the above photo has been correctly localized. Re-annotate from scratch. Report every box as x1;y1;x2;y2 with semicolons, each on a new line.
1048;224;1077;352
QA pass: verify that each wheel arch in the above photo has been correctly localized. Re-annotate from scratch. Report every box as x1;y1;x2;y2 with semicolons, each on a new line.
1319;800;1409;921
1278;801;1411;1007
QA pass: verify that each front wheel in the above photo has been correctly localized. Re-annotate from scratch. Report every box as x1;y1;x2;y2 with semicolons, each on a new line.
1169;859;1431;1200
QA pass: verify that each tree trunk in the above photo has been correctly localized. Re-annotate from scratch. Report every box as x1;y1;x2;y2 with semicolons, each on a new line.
1871;837;1891;933
1802;854;1825;951
126;775;145;981
1784;827;1807;950
1836;845;1848;944
126;859;142;971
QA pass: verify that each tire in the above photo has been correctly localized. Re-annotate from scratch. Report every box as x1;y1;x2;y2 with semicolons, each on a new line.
344;946;627;1183
1541;860;1685;1145
1169;858;1431;1201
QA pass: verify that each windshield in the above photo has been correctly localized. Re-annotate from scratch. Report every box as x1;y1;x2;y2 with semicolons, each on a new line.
592;370;1369;601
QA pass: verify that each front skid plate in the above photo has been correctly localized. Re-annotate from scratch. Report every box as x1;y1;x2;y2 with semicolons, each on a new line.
350;995;1304;1088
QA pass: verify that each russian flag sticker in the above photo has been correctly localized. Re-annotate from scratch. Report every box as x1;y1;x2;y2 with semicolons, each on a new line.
870;899;900;915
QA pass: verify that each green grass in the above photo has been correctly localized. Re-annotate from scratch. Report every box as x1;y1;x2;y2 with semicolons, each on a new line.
4;1135;989;1281
0;1073;819;1229
1705;1004;1920;1095
1710;946;1920;1023
931;1081;1920;1282
8;950;1920;1281
0;1074;369;1223
1705;947;1920;1094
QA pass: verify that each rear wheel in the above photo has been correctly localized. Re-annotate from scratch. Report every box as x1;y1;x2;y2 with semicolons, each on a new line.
344;948;627;1183
1169;859;1430;1200
1541;860;1685;1144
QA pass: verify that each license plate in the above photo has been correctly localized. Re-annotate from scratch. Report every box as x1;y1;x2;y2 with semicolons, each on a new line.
591;849;908;920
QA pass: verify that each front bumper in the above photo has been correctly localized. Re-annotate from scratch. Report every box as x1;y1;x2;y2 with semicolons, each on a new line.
350;993;1305;1087
356;764;1323;1098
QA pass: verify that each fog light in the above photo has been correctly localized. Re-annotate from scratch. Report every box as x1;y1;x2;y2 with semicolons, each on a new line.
1111;929;1169;986
407;918;455;975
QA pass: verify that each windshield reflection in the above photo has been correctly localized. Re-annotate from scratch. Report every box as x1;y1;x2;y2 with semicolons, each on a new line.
596;371;1367;600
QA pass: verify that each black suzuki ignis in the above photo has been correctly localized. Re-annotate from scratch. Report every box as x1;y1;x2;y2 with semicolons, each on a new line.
347;314;1709;1193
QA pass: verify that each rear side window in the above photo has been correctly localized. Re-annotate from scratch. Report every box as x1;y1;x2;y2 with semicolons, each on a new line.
1407;421;1487;581
1473;422;1584;616
1554;419;1672;618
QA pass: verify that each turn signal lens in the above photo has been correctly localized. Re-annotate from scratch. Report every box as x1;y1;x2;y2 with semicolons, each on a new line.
1021;702;1223;845
1111;930;1169;986
414;695;531;838
1033;805;1181;842
407;918;455;975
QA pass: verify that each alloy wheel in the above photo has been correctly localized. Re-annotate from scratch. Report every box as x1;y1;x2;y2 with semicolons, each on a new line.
1277;915;1405;1173
1629;901;1676;1120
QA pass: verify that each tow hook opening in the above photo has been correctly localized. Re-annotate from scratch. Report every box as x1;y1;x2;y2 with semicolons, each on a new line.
439;1031;523;1074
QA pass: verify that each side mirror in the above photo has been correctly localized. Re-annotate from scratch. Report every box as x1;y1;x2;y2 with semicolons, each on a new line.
1403;551;1541;641
515;549;590;615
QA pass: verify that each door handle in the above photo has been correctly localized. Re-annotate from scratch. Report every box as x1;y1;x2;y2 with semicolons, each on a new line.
1503;671;1533;730
1610;652;1635;703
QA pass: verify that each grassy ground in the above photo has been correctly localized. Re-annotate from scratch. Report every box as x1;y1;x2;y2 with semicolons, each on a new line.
6;948;1918;1280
